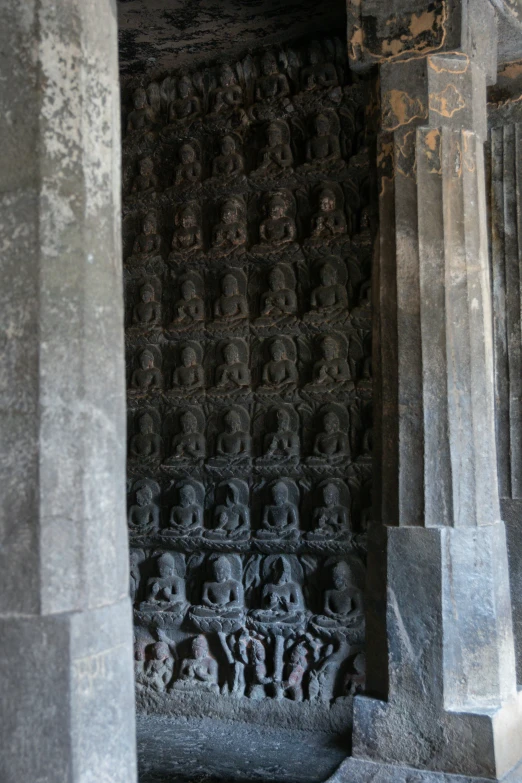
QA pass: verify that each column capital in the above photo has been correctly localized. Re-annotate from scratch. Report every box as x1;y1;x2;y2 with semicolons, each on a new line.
347;0;497;84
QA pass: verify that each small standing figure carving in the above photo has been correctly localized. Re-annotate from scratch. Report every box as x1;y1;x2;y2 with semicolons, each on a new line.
131;348;163;393
256;121;293;175
212;135;245;179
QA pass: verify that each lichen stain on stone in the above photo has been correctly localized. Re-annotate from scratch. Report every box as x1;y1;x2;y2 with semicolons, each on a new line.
499;60;522;80
423;129;441;174
409;10;437;38
428;54;469;75
429;85;466;118
462;131;476;174
349;25;365;61
382;89;427;131
396;130;417;181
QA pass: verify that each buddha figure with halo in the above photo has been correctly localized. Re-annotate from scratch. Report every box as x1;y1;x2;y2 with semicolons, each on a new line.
309;410;350;464
173;635;219;693
214;273;248;323
171;278;204;328
258;266;297;322
172;346;204;392
143;553;187;611
167;484;203;537
129;213;162;263
171;411;206;461
128;481;160;533
212;198;247;253
259;193;296;247
260;339;298;392
308;483;350;540
255;52;290;101
170;204;203;256
257;481;299;540
132;281;161;327
207;483;250;541
131;348;163;393
212;135;244;179
174;142;202;186
130;412;162;462
215;343;250;393
257;121;293;175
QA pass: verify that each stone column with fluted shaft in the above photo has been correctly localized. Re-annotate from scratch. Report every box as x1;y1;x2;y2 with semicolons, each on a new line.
330;1;522;781
0;1;137;781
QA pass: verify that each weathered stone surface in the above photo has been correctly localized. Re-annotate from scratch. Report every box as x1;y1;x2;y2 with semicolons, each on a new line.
0;0;136;780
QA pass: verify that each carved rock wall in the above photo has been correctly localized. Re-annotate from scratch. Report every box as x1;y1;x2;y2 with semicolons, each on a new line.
122;36;371;730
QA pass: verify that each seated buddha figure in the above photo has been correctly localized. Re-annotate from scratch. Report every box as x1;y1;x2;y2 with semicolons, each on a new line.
259;194;296;247
316;561;363;627
214;273;248;323
173;635;219;693
174;142;202;186
211;65;243;114
171;411;206;461
260;339;298;392
301;45;338;92
215;343;250;393
192;556;244;621
305;114;341;166
131;349;163;393
311;336;351;388
212;198;247;253
167;484;203;537
255;51;290;101
172;346;204;392
127;88;156;134
132;281;161;327
308;262;348;318
128;213;162;263
168;75;202;122
261;408;299;462
311;188;347;239
170;204;203;256
309;410;350;464
171;278;204;328
254;557;305;623
128;481;160;533
214;410;251;464
257;481;299;540
207;483;250;541
130;412;162;462
212;135;244;179
259;266;297;321
308;483;350;540
144;553;187;610
138;641;174;694
129;156;159;198
256;121;293;175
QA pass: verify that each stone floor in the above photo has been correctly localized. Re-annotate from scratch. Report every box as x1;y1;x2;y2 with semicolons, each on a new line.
137;715;348;783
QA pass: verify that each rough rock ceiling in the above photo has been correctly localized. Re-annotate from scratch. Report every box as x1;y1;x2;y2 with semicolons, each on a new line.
118;0;347;78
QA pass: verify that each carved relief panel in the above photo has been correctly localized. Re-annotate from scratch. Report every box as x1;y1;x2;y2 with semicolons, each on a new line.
123;36;371;729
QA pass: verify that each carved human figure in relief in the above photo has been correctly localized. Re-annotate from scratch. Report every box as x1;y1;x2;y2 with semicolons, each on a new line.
283;640;309;702
301;44;339;92
197;556;245;618
261;339;298;391
129;157;159;198
257;121;293;174
212;198;247;252
259;193;296;247
257;481;299;540
139;641;174;693
129;213;162;262
171;277;204;327
171;411;206;461
309;262;348;317
215;410;251;462
259;557;305;618
174;635;219;693
168;75;202;122
172;346;204;391
130;412;162;461
262;408;300;462
212;135;244;179
310;483;350;539
211;64;243;114
127;88;156;133
170;204;203;255
255;51;290;101
214;273;248;323
320;561;362;625
132;281;161;326
128;481;160;533
145;553;187;610
131;349;163;393
215;343;250;392
310;410;350;463
174;142;202;186
306;114;341;165
311;336;351;387
130;551;141;604
259;266;297;320
311;188;347;238
168;484;203;536
208;482;250;540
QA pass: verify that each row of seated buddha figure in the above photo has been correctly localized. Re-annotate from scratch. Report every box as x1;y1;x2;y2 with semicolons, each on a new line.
128;478;353;542
129;261;351;332
134;554;362;633
129;335;358;395
130;407;355;466
126;45;343;134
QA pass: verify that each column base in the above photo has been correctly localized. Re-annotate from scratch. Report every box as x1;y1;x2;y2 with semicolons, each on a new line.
351;690;522;781
327;755;522;783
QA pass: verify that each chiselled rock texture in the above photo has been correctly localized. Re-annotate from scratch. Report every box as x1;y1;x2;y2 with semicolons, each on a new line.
122;36;372;731
0;1;137;782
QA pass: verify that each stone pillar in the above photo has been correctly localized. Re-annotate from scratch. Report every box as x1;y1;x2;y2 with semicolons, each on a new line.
332;1;522;781
0;2;137;782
